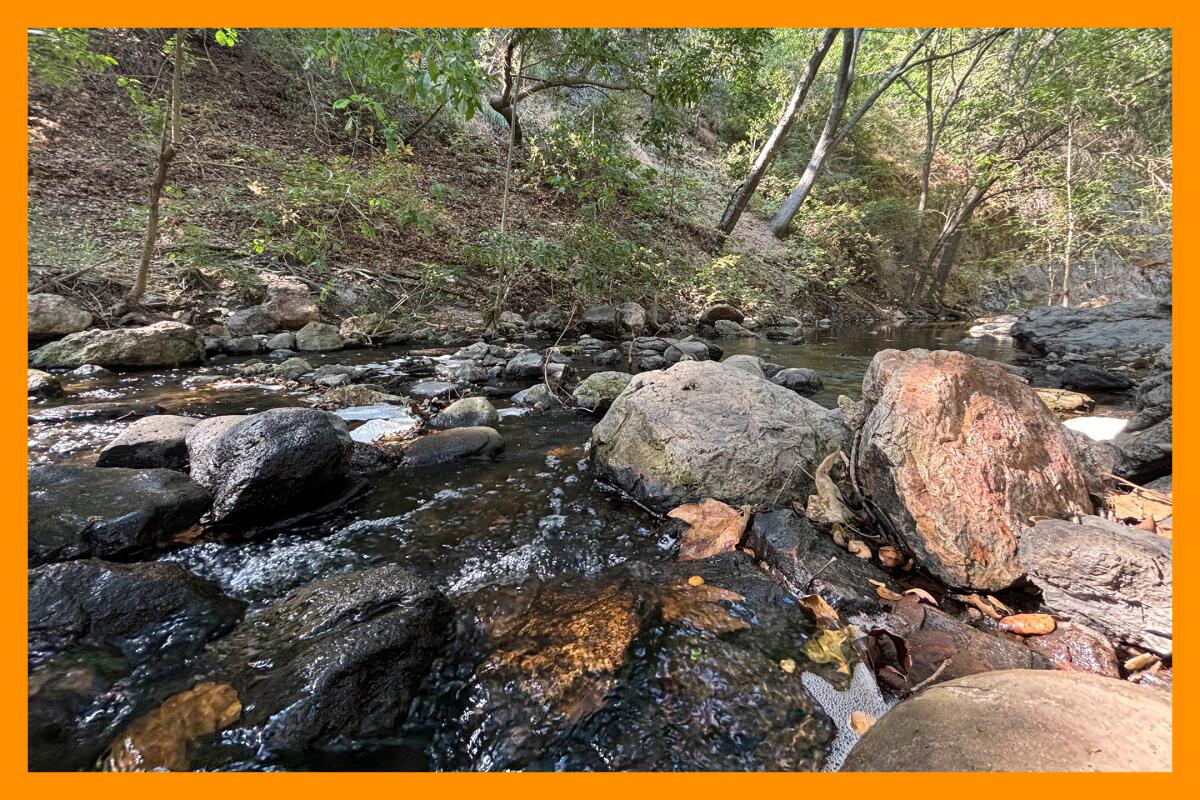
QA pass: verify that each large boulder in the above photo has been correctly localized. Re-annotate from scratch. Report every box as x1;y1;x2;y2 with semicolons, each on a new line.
1059;364;1133;391
1011;297;1172;355
96;415;199;470
842;670;1172;772
713;319;756;338
186;408;354;525
260;276;320;330
28;466;211;566
431;396;499;429
590;361;849;513
208;565;451;754
1106;370;1173;483
572;371;633;413
28;293;93;340
225;306;280;336
698;303;744;325
30;321;205;369
581;302;646;338
294;321;343;352
856;350;1092;591
29;559;243;662
1019;516;1172;655
401;426;504;466
772;367;824;397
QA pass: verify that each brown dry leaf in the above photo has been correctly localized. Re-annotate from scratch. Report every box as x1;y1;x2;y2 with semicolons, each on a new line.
102;682;241;772
170;524;205;545
877;545;904;568
986;595;1014;615
954;593;1002;620
849;711;876;734
1123;652;1159;672
803;627;854;676
875;585;905;602
668;498;750;561
779;658;797;674
904;588;939;607
800;593;842;631
806;450;857;527
1105;485;1172;534
847;540;872;560
687;575;705;587
999;613;1057;636
659;583;750;634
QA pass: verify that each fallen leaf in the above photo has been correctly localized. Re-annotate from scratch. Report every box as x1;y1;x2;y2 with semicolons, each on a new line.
803;627;854;676
687;575;705;587
659;583;749;634
668;499;750;561
1123;652;1159;672
849;711;876;734
780;658;797;674
170;524;205;545
806;450;857;527
875;585;905;602
999;613;1056;636
986;595;1014;615
877;545;904;568
847;540;872;560
953;593;1002;620
800;593;842;630
904;588;939;607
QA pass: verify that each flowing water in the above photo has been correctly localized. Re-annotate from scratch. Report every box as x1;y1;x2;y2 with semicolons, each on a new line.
28;323;1043;771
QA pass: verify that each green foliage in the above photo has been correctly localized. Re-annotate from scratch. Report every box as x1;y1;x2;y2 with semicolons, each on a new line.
28;28;116;89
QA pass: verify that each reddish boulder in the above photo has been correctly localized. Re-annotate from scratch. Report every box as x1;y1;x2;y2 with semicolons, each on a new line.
260;276;320;330
856;349;1092;591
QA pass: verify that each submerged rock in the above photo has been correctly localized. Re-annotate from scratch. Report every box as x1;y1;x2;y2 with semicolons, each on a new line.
186;408;354;525
30;321;205;369
1022;622;1120;678
842;669;1172;772
401;426;504;466
1019;516;1172;655
591;360;849;513
856;349;1092;591
209;565;451;754
28;466;211;566
27;368;63;398
28;292;93;340
97;415;199;470
713;319;756;338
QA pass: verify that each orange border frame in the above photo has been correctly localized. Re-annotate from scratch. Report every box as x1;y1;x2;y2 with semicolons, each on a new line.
2;4;1187;793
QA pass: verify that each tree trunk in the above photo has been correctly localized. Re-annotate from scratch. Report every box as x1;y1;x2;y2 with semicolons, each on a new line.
1061;118;1075;307
770;29;859;238
716;29;838;235
926;183;990;301
129;29;184;306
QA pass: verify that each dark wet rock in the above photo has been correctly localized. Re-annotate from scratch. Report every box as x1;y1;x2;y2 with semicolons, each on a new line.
431;554;841;771
261;276;320;330
713;319;756;338
698;303;744;325
772;367;824;397
720;354;764;377
97;415;199;470
431;396;499;429
221;335;267;355
744;510;890;614
30;321;205;369
209;565;451;754
226;306;280;336
1108;416;1171;484
842;669;1171;772
504;351;546;379
581;302;646;338
594;348;623;366
1059;364;1134;391
294;321;343;352
28;466;211;566
1062;428;1117;500
591;361;848;513
28;400;165;425
28;368;63;398
871;597;1050;691
856;350;1092;591
572;371;633;413
408;380;460;401
1012;297;1172;355
662;338;713;364
1128;371;1171;431
29;559;243;663
401;426;504;466
186;408;354;526
349;441;391;474
1019;516;1171;655
1022;622;1120;678
637;354;667;370
29;293;94;340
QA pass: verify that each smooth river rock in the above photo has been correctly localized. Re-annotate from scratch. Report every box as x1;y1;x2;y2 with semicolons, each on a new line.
30;321;205;369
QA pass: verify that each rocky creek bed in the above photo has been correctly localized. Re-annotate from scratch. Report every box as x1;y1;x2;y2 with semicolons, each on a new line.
27;295;1174;772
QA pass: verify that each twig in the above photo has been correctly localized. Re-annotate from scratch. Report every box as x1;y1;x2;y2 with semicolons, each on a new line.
908;658;950;694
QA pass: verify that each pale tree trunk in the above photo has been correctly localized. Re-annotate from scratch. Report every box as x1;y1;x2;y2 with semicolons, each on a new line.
716;28;838;235
903;41;936;299
926;182;991;301
1061;118;1075;307
129;29;184;306
487;46;525;333
770;29;860;237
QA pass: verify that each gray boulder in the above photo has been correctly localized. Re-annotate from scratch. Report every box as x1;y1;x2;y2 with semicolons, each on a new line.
1019;516;1172;655
572;371;633;412
581;302;646;338
713;319;756;338
30;321;204;369
401;427;504;466
28;466;211;566
97;415;199;470
409;380;460;401
504;351;546;379
226;306;280;336
1060;364;1134;391
28;293;93;340
209;565;451;754
772;367;824;397
294;321;343;352
511;383;562;412
265;331;297;351
186;408;354;525
698;304;744;325
1012;297;1172;355
843;670;1171;772
431;396;500;429
273;356;313;381
28;369;63;398
590;360;849;513
720;354;764;377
